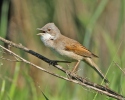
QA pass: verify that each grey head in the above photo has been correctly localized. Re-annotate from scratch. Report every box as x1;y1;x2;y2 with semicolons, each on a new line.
37;23;62;48
37;23;61;40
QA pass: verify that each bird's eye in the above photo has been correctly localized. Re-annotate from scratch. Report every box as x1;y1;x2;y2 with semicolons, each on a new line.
48;28;51;31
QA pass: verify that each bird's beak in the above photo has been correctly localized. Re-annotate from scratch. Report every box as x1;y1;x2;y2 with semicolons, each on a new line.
37;28;41;30
37;33;43;35
37;28;44;35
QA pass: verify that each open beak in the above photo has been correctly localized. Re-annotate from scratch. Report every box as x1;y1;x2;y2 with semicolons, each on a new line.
37;28;44;35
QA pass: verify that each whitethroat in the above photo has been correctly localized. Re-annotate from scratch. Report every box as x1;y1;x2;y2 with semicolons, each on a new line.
37;23;109;83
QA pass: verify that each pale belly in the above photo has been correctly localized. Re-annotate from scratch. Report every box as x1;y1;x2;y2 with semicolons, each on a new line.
51;48;83;62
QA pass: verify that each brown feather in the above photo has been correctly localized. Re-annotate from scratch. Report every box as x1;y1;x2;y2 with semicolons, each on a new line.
54;35;98;58
64;42;98;58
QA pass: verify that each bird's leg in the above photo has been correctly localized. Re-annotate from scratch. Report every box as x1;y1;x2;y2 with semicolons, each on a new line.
72;60;80;73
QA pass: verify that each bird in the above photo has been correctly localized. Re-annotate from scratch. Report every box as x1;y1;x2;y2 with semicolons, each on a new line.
37;23;109;83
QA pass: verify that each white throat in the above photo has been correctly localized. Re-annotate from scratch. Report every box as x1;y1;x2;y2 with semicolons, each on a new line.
40;33;55;48
40;33;53;41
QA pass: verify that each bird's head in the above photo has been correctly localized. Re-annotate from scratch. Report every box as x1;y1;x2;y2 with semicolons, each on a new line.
37;23;61;41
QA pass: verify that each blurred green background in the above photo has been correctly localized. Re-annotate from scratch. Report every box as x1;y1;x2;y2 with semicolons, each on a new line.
0;0;125;100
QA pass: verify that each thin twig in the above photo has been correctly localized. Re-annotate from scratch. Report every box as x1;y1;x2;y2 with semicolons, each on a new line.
0;56;21;62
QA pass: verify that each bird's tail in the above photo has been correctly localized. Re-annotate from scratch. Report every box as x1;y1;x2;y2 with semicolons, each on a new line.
83;58;109;83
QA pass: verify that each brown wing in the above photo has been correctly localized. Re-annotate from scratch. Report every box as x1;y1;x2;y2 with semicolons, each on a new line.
65;42;98;58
